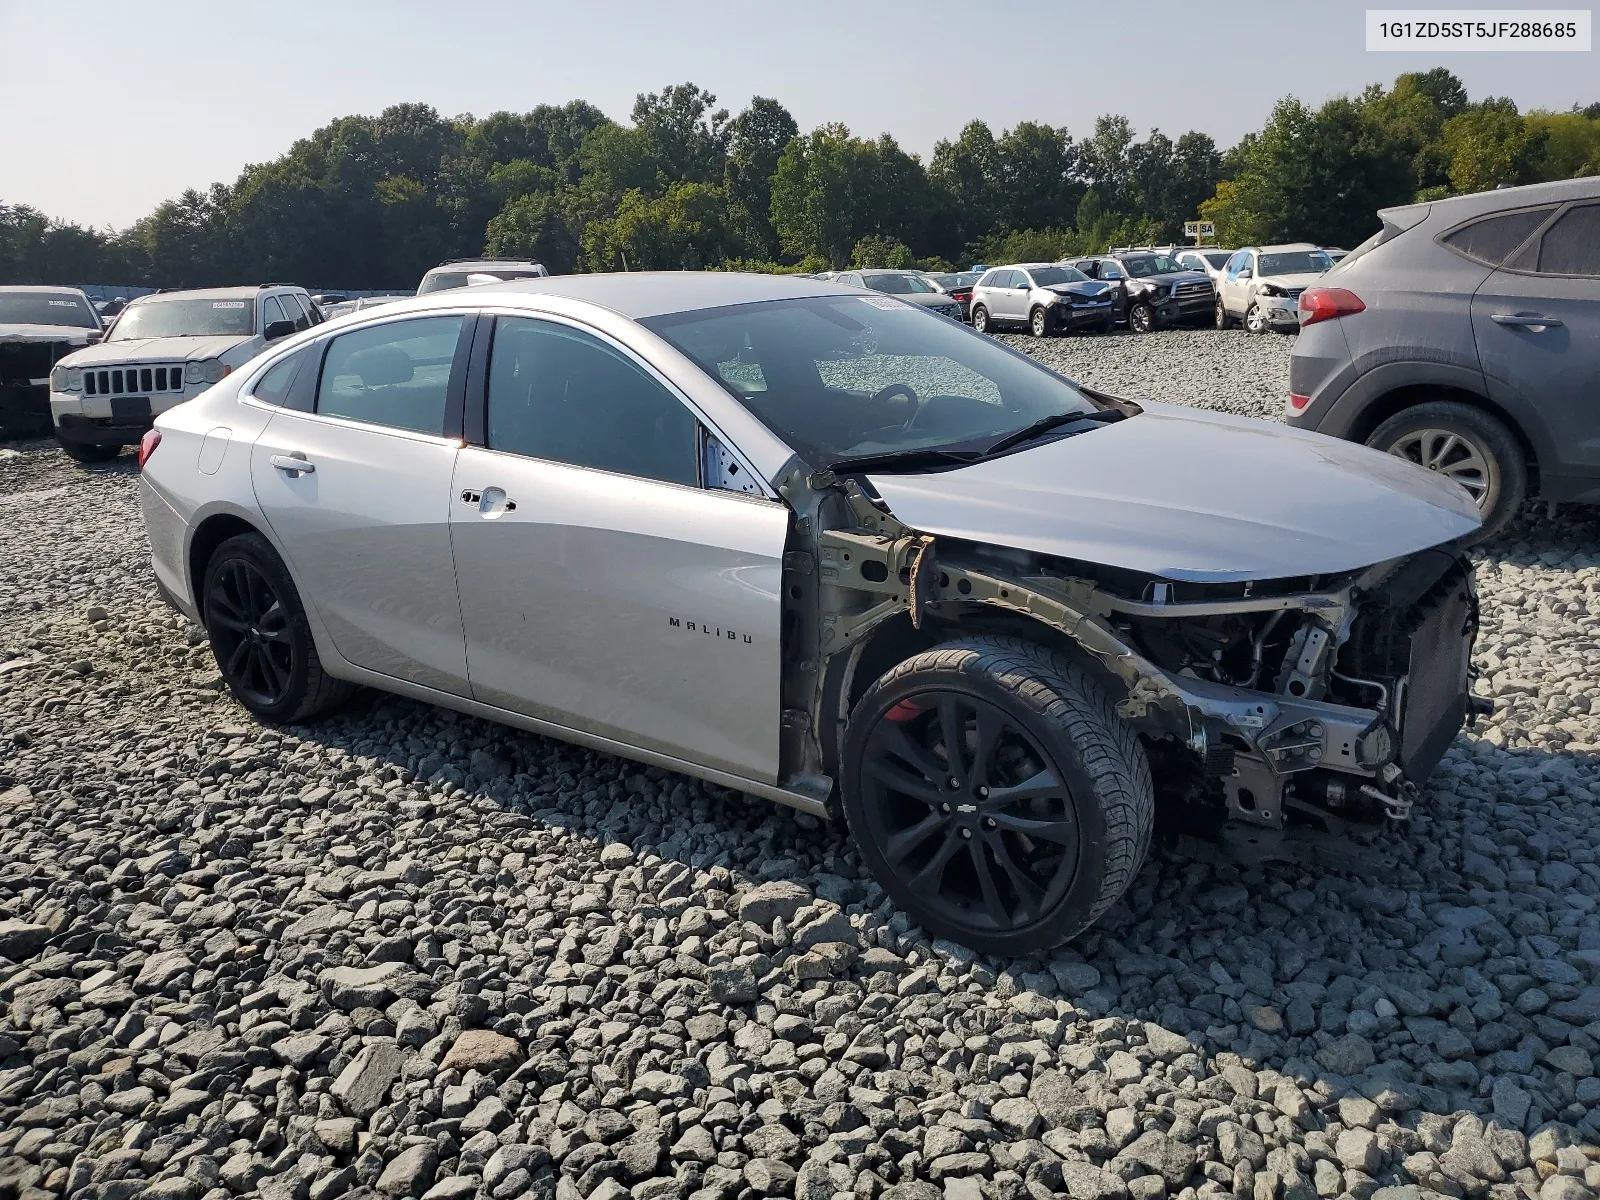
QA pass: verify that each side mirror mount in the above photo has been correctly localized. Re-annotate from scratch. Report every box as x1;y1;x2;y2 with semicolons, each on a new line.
264;320;296;341
85;330;104;345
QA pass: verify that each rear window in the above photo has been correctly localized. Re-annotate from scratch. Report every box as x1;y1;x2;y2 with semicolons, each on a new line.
1440;206;1558;267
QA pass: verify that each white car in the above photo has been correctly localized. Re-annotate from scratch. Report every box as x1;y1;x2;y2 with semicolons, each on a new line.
1214;244;1333;333
49;285;321;462
1171;247;1235;284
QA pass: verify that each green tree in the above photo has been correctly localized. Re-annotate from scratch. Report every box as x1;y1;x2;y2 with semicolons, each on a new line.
929;121;1001;245
581;182;737;271
995;122;1081;233
725;97;799;260
484;192;580;273
1442;99;1549;193
631;83;730;186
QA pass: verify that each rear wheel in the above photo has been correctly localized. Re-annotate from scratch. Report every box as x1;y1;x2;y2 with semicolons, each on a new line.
57;438;121;464
1029;306;1053;338
1366;401;1526;541
971;305;991;334
202;533;353;722
1128;302;1155;334
842;636;1155;955
1214;299;1233;330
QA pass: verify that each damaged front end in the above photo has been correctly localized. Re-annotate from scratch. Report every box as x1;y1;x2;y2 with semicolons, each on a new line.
1;332;90;439
780;466;1481;858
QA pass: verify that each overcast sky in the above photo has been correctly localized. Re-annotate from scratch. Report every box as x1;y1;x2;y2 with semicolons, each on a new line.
3;0;1595;230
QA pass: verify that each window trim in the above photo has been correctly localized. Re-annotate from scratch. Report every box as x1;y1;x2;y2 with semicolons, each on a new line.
1435;202;1563;269
1499;200;1600;279
468;308;776;500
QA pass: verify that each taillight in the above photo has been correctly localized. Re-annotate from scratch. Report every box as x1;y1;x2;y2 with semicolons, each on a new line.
1288;393;1311;413
137;429;162;470
1298;287;1365;327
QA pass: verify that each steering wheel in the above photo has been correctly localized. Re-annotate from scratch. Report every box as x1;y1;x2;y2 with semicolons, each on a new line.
861;382;923;432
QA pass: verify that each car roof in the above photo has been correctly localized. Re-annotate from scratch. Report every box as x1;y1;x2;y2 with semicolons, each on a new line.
1382;175;1600;228
1252;243;1322;253
132;285;278;303
433;271;860;319
855;268;921;275
0;284;91;296
425;259;543;273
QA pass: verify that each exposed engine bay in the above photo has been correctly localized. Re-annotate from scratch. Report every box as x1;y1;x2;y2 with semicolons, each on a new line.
776;465;1482;854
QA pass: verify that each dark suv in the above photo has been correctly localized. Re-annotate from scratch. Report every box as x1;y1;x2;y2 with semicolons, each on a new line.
1072;253;1214;332
1288;177;1600;539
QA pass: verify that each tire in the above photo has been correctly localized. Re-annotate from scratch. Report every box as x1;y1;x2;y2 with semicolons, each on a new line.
1128;302;1155;334
201;532;353;722
1214;299;1233;330
971;305;991;334
841;636;1155;955
1029;306;1053;338
58;437;121;464
1366;401;1527;541
1244;302;1269;334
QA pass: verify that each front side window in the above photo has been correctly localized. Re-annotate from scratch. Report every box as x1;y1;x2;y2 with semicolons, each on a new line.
316;315;464;435
0;291;99;328
111;297;255;341
1099;261;1125;280
486;317;699;486
644;294;1104;470
1441;206;1558;267
1530;204;1600;276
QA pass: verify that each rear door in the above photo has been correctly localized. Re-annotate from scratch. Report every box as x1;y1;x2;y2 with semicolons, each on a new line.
450;314;789;782
249;312;475;696
1472;201;1600;488
989;270;1025;321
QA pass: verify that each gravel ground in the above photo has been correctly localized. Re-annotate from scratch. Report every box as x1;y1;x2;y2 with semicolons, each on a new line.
4;331;1600;1200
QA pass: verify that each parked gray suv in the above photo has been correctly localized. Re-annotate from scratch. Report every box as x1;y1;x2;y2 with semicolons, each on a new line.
1289;177;1600;539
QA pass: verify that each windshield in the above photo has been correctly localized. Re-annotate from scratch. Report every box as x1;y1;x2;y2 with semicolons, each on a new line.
864;273;934;295
0;292;99;329
1119;255;1185;277
1027;266;1089;286
1259;251;1331;275
418;268;543;294
643;294;1100;468
111;298;255;341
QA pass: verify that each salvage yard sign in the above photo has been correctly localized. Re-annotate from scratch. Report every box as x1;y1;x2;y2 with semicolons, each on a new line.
1185;221;1217;242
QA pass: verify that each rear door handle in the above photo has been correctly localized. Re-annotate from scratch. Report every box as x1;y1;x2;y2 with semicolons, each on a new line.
270;454;314;476
1491;312;1563;329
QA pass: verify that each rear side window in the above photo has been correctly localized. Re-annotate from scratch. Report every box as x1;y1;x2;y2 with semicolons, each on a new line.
252;350;307;408
1529;204;1600;276
1440;206;1558;266
317;316;465;435
486;317;699;486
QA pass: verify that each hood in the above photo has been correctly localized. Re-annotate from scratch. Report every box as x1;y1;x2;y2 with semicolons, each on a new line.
1129;271;1210;286
0;323;98;346
1044;282;1113;299
61;334;257;367
1258;271;1325;290
867;402;1481;583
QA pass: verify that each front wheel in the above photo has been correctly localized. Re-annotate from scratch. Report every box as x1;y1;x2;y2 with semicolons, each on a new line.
202;533;353;722
1366;401;1526;541
1029;306;1053;338
1244;302;1269;333
58;438;121;464
971;305;991;334
842;637;1155;956
1128;302;1155;334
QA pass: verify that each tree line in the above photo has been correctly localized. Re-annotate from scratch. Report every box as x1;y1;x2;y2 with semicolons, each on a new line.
2;70;1597;291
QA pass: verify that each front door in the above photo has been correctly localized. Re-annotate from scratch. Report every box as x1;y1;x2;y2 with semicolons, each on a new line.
250;313;473;696
1221;251;1253;315
1471;201;1600;485
450;315;789;783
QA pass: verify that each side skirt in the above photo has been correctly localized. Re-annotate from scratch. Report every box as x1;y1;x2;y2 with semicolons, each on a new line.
326;660;831;820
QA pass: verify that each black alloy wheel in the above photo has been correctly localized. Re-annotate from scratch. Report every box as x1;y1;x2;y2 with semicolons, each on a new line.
1128;302;1155;334
842;637;1154;954
202;532;352;721
207;556;295;708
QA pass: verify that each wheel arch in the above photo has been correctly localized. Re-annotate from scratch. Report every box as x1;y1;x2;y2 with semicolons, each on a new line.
186;511;265;615
1348;383;1542;493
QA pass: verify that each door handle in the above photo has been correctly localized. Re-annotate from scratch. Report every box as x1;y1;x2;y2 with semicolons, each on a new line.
1491;312;1563;329
270;454;314;476
475;486;517;518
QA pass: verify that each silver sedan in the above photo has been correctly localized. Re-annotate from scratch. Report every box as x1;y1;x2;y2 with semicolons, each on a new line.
139;272;1482;953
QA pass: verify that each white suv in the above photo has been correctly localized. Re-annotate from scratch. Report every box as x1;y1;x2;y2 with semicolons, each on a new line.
49;285;321;462
1213;244;1332;333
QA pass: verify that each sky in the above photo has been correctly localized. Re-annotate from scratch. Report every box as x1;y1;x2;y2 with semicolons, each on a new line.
3;0;1596;230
